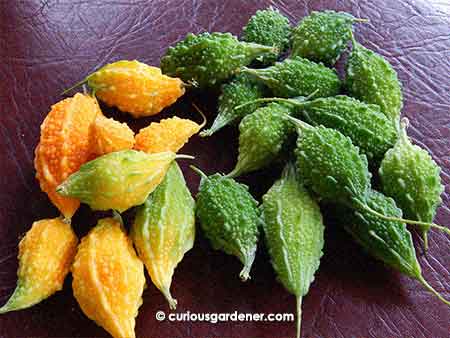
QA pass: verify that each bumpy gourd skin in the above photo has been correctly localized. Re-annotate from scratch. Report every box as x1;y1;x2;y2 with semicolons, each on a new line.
195;172;260;280
296;96;397;162
291;10;357;65
243;57;340;98
131;162;195;310
242;7;291;65
134;116;201;153
160;32;275;88
343;190;421;278
261;164;324;338
0;218;78;313
92;115;135;155
34;93;101;219
200;74;266;137
57;150;176;212
379;121;444;240
345;40;403;125
229;102;294;177
294;125;371;206
88;60;185;118
72;218;145;338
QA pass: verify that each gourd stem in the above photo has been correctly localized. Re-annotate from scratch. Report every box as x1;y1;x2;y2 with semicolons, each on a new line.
234;89;318;111
192;102;208;129
417;275;450;306
239;251;256;281
61;77;88;95
296;295;303;338
175;154;195;160
355;201;450;236
350;30;358;49
354;18;369;23
189;165;208;179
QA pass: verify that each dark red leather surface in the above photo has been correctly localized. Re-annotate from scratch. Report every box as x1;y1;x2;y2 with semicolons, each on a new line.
1;1;449;337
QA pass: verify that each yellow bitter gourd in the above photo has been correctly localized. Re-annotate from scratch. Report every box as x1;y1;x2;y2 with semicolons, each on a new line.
134;108;206;154
65;60;185;118
131;162;195;309
72;218;145;338
92;115;135;155
0;218;78;313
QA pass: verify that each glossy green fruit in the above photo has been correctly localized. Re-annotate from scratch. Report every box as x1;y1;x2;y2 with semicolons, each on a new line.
343;190;449;305
57;150;178;212
228;102;295;177
379;119;444;247
242;7;291;65
131;162;195;310
345;36;403;125
200;74;266;137
291;10;363;65
192;167;260;280
261;163;324;338
293;123;371;206
266;95;397;162
160;32;275;88
243;57;340;98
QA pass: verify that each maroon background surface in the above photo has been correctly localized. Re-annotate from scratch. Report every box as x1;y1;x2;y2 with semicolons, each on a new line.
1;1;450;337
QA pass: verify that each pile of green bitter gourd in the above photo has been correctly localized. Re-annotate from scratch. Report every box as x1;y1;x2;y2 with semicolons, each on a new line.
162;7;450;337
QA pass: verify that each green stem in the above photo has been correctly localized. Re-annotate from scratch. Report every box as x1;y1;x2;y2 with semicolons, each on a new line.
355;200;450;237
61;77;89;95
189;165;208;179
175;154;195;160
296;296;303;338
354;18;370;23
192;102;208;129
417;275;450;306
283;114;314;131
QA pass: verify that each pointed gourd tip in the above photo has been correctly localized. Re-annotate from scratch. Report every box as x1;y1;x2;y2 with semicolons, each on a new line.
162;288;178;310
239;251;256;281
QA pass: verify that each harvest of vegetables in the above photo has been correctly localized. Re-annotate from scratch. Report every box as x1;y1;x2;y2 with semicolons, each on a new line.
1;7;449;338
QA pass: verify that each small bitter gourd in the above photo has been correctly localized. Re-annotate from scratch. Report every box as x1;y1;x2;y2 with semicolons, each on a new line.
291;10;366;65
192;166;260;280
343;190;449;305
131;162;195;310
242;56;340;98
379;119;444;248
160;32;276;88
57;150;187;212
261;163;325;338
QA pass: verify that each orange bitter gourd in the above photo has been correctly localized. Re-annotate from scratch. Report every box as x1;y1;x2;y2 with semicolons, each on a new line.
66;60;185;118
0;218;78;313
134;110;206;154
131;162;195;309
72;217;145;338
57;150;185;213
92;115;135;155
34;93;101;219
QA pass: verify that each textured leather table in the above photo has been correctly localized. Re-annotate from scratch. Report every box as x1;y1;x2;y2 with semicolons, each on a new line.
1;1;449;337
